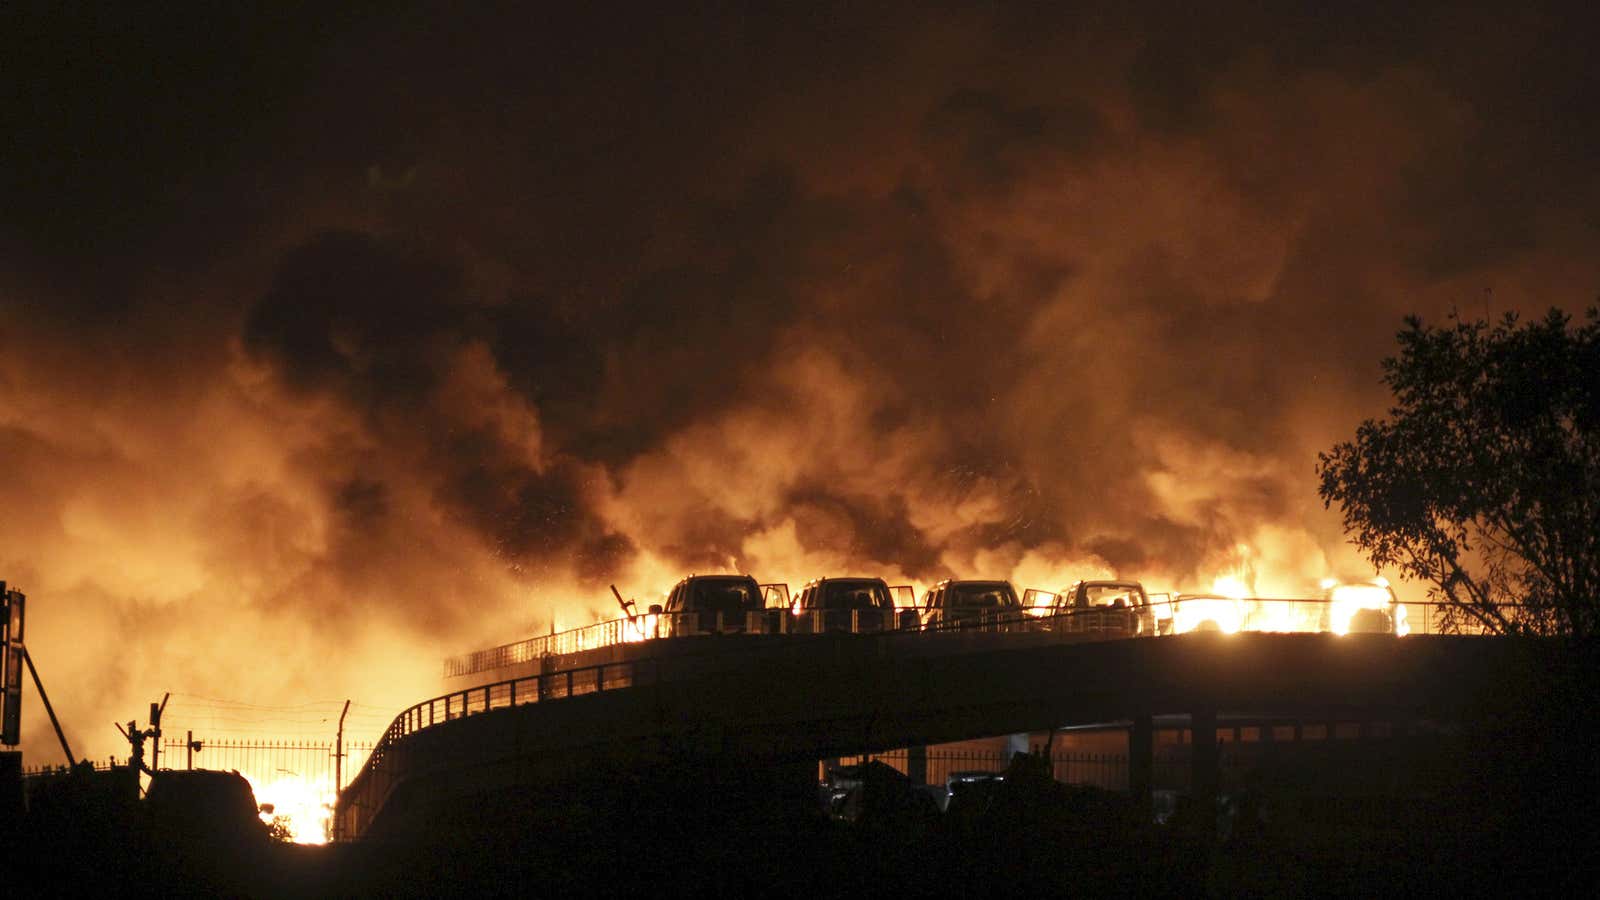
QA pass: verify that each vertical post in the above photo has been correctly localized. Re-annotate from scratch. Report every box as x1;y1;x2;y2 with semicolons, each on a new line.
334;699;350;795
907;745;928;786
509;679;517;706
1191;710;1219;842
1129;715;1154;816
186;730;193;770
149;696;166;773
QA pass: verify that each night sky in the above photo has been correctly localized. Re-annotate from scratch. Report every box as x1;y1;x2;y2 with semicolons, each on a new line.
3;3;1597;762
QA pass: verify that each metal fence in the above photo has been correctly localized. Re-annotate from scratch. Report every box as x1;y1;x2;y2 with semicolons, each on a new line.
22;758;120;777
445;597;1512;678
22;738;377;793
21;735;376;842
155;736;375;791
829;742;1313;793
832;748;1134;791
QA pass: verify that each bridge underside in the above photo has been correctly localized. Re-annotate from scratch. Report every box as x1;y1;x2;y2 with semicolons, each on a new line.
343;633;1577;840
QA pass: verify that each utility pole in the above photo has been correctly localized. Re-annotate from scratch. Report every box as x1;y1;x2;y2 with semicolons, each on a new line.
333;699;351;842
333;699;351;793
148;693;169;773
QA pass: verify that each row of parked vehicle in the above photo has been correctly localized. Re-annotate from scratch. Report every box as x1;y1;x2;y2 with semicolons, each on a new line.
642;573;1406;638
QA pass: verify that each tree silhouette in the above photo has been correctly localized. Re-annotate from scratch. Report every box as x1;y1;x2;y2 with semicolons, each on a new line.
1318;309;1600;636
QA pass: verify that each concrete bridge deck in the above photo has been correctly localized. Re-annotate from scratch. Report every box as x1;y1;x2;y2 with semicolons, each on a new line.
336;629;1563;840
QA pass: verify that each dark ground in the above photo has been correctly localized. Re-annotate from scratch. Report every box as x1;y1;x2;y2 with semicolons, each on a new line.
10;643;1599;897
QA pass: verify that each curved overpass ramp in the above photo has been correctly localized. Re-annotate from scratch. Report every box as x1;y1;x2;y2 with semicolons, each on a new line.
338;632;1565;840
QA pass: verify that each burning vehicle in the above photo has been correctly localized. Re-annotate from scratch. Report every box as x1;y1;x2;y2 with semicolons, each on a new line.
1322;578;1408;636
790;577;917;634
1045;580;1161;637
920;580;1025;631
1169;593;1247;634
658;574;772;635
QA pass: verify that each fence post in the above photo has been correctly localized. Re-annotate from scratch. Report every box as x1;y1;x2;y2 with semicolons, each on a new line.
509;680;517;706
1191;710;1219;842
907;745;927;785
1129;715;1153;814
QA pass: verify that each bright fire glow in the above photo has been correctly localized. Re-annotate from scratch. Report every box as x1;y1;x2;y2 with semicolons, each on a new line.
1210;575;1248;599
1024;590;1059;617
1328;583;1403;636
621;611;661;642
1172;595;1244;634
252;774;335;844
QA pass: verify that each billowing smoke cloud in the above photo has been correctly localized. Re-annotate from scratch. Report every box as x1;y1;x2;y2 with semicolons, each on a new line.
3;3;1598;763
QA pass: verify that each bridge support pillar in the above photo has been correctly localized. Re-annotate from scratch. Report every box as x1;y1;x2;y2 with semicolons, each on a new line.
1191;709;1218;842
906;745;927;785
1128;715;1153;816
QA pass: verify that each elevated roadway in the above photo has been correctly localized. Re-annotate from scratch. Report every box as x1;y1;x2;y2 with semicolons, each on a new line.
336;628;1564;840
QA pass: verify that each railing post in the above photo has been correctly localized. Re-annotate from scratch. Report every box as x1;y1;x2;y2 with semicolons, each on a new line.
509;680;516;706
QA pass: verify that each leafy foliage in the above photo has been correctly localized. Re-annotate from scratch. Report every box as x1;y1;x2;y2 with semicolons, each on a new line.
1318;309;1600;636
265;814;295;843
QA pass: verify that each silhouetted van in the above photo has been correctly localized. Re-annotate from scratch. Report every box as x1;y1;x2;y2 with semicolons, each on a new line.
144;769;267;849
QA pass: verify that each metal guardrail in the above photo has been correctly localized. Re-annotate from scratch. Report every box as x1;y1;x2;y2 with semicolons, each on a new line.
444;608;928;677
445;595;1497;678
